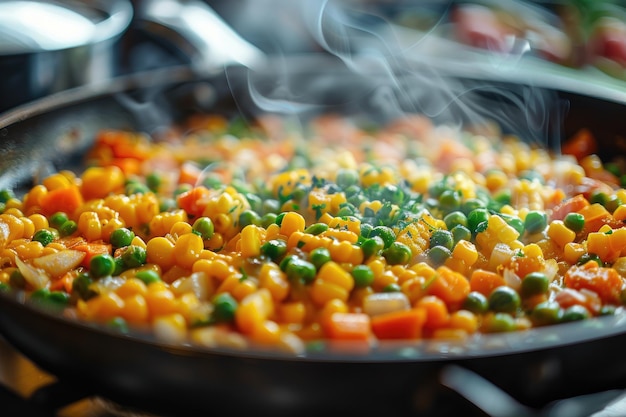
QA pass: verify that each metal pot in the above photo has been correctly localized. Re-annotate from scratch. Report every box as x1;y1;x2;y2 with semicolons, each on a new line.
0;0;133;113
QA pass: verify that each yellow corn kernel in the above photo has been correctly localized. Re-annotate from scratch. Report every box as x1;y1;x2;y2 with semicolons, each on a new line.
131;235;147;250
250;320;282;345
23;185;47;212
598;224;613;234
13;241;44;260
145;288;179;318
497;225;520;243
192;258;232;282
448;310;478;334
563;242;586;265
328;240;357;264
173;232;204;269
522;243;543;258
101;218;125;242
146;236;176;271
149;210;188;238
231;279;258;301
373;271;399;292
587;232;611;262
153;313;187;344
206;232;224;251
135;194;160;225
240;225;262;258
310;279;350;306
84;292;125;322
0;214;25;242
485;170;508;191
78;211;102;242
547;220;576;248
116;277;149;298
43;173;72;191
318;298;348;325
264;223;281;241
235;288;274;334
610;228;626;253
614;204;626;222
451;240;478;266
81;166;125;199
316;261;354;291
170;221;193;238
19;217;35;239
120;294;149;324
3;207;23;218
487;214;508;232
432;328;468;341
258;263;289;302
279;301;306;324
327;216;361;235
279;212;306;237
323;228;358;244
401;276;428;303
28;214;49;231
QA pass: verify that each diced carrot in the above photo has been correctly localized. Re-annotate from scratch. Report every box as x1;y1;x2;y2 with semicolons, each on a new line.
561;129;597;160
550;194;589;221
370;308;426;340
554;288;601;315
578;203;621;234
73;243;112;268
176;186;211;218
178;162;203;186
415;296;449;329
563;261;624;304
469;269;506;297
49;272;75;293
324;312;371;341
426;266;470;306
39;186;84;217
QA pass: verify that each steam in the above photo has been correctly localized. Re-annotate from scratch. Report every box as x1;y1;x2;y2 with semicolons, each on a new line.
227;0;567;152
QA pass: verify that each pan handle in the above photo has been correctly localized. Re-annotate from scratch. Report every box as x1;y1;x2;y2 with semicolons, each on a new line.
129;0;264;71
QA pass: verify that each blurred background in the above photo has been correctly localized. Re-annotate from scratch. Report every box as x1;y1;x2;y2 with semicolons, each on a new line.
3;0;626;113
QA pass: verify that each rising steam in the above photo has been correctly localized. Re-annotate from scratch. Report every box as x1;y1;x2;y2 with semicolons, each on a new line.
228;0;567;152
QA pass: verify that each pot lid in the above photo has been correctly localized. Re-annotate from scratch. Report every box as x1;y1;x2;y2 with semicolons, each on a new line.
0;0;132;55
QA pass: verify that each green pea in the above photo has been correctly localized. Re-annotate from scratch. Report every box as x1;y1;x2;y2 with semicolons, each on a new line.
519;170;544;184
564;212;585;232
146;173;162;192
524;211;548;234
428;246;451;266
59;220;78;237
488;286;521;314
113;256;125;276
382;283;401;292
361;236;384;260
212;293;238;322
261;213;278;228
238;210;262;228
262;199;281;215
310;247;331;270
49;212;69;229
487;313;517;333
90;254;116;278
110;228;135;249
430;229;454;251
606;195;622;213
370;226;396;249
30;288;69;311
351;265;374;287
125;181;149;195
561;305;590;322
438;189;462;213
159;197;177;213
590;191;608;206
500;214;524;235
304;223;329;235
428;179;450;198
461;198;486;215
107;317;130;333
275;212;286;226
451;225;472;244
73;273;96;300
360;223;374;238
467;208;489;233
9;270;25;289
192;217;215;240
135;270;161;285
531;301;563;325
261;239;287;262
381;184;405;205
444;211;468;230
463;291;489;314
383;241;412;265
121;245;147;268
285;258;317;284
279;254;295;272
32;229;55;246
520;272;549;297
0;189;15;203
336;169;359;188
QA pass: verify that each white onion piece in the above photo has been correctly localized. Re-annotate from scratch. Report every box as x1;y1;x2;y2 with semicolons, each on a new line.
543;258;559;282
153;315;187;344
15;257;49;289
488;243;515;271
171;271;214;301
502;268;522;291
31;249;85;278
363;292;410;317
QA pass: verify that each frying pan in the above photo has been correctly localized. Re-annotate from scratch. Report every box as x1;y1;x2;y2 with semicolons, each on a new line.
2;55;626;417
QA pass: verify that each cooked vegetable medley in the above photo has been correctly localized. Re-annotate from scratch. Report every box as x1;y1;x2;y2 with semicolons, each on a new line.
1;113;626;353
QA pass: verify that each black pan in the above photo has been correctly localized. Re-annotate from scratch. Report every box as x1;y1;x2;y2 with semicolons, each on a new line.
1;56;626;417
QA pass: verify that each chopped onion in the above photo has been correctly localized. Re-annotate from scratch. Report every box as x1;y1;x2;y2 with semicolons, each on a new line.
171;271;214;300
15;257;49;289
502;268;522;291
363;292;410;317
488;243;515;271
543;258;558;282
